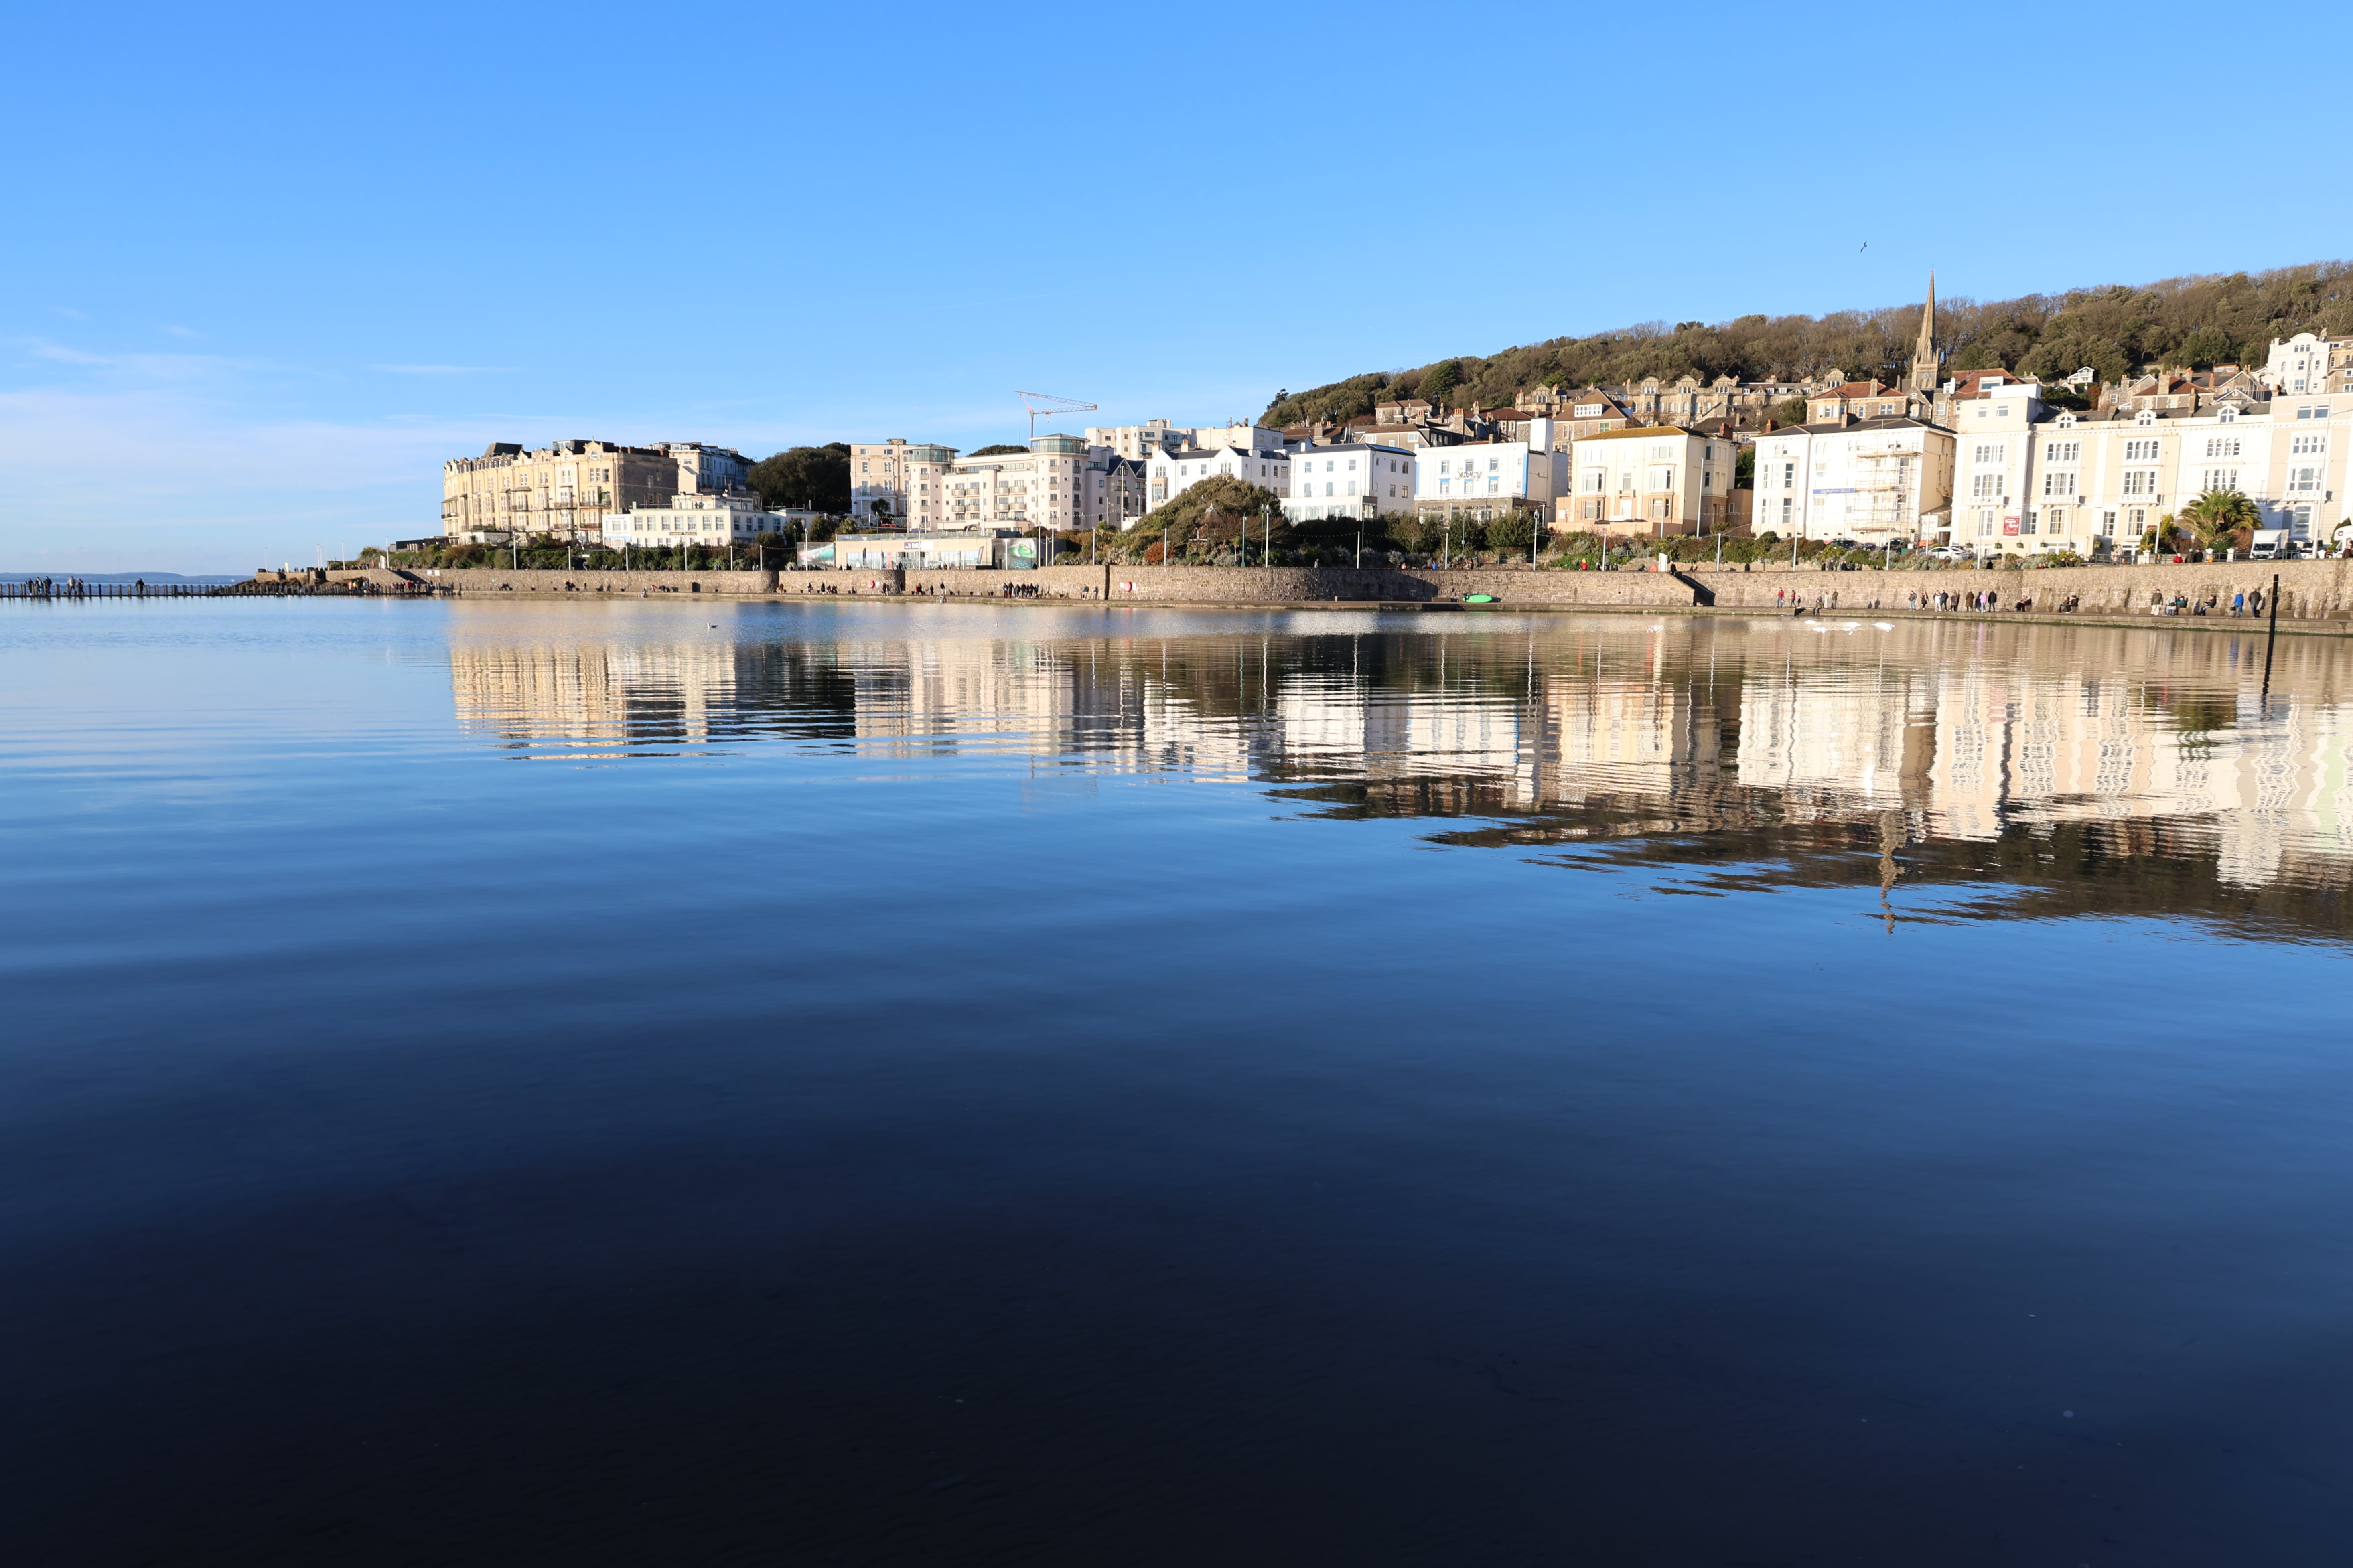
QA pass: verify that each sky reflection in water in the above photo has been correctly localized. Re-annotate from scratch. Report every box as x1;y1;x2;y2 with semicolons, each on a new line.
3;598;2350;1566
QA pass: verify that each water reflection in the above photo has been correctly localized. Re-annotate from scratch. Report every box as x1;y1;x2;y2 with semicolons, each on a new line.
449;607;2353;929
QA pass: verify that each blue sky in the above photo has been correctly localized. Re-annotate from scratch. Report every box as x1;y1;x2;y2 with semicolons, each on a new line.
6;0;2349;571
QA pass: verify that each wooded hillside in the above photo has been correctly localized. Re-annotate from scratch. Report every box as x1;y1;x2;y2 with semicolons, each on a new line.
1261;261;2353;428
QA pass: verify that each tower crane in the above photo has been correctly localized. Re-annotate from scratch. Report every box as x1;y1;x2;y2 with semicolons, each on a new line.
1016;390;1097;444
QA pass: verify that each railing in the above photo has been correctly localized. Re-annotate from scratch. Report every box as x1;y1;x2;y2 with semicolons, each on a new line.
2;581;213;598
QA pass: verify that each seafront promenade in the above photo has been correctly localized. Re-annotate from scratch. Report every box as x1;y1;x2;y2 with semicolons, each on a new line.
324;558;2353;633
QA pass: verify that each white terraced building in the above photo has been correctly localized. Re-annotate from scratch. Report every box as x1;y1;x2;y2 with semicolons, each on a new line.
1412;421;1566;520
1281;444;1415;521
1143;444;1292;517
602;490;804;548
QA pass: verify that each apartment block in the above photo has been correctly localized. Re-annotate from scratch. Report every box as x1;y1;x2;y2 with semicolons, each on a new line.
2261;331;2353;398
602;492;807;549
850;439;959;528
943;434;1101;531
1414;422;1567;520
1087;421;1280;462
442;440;675;541
1746;419;1955;543
1560;426;1738;537
1281;444;1415;522
1144;443;1292;513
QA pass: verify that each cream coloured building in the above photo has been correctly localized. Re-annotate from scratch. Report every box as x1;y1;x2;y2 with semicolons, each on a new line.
943;434;1103;531
441;440;754;542
850;439;959;528
1558;425;1734;537
2000;397;2349;556
442;440;675;541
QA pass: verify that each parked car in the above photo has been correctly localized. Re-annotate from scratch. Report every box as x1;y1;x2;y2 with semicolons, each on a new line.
1925;545;1974;562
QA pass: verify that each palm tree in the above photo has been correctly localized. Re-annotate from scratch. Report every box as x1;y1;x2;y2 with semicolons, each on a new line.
2141;511;2179;559
2177;488;2259;559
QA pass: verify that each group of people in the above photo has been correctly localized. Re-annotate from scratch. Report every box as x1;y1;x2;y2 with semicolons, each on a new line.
2148;588;2267;618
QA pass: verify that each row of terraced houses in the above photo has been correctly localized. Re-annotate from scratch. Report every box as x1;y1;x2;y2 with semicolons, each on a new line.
440;280;2353;560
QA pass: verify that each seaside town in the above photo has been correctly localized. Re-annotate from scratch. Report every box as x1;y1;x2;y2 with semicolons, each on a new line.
394;281;2353;576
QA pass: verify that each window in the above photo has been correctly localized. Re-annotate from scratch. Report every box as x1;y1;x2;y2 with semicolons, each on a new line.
2122;470;2156;496
2289;466;2322;493
1648;466;1676;491
2124;438;2160;461
1976;511;1996;537
2041;472;2077;498
2044;440;2081;463
2201;468;2239;491
2203;437;2241;458
1971;473;2001;499
2292;433;2327;455
1972;443;2004;464
1582;470;1602;492
2020;512;2038;536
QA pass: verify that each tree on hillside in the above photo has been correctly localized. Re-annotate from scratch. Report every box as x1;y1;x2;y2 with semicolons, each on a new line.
2175;326;2234;368
968;444;1028;457
1132;475;1285;555
1258;259;2353;424
749;444;851;513
1420;359;1463;408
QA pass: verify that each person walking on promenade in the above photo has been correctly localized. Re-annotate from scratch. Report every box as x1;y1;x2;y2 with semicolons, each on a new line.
2250;587;2265;618
2232;590;2245;617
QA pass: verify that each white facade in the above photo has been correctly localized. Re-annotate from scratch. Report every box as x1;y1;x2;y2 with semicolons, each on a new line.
2260;331;2353;397
1144;445;1291;514
603;490;796;547
1744;420;1954;543
1413;423;1565;515
1087;421;1279;462
1280;445;1415;521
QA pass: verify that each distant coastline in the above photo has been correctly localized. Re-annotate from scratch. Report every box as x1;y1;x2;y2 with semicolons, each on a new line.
0;572;244;585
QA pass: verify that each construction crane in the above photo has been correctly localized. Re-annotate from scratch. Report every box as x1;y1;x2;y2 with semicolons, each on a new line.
1017;390;1097;444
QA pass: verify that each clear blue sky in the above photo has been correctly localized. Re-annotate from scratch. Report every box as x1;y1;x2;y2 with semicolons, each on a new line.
6;0;2349;571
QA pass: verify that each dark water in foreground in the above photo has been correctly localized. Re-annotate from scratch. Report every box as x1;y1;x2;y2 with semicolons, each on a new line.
6;598;2352;1565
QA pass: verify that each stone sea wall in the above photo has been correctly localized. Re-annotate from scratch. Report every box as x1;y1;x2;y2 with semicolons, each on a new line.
330;558;2353;622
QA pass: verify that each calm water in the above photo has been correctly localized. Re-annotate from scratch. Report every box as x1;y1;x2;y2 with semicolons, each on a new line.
5;598;2351;1565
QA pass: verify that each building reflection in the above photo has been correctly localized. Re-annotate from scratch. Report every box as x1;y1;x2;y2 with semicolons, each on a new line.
446;607;2353;910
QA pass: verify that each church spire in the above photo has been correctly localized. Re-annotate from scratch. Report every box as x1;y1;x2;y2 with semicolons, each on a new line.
1909;271;1939;394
